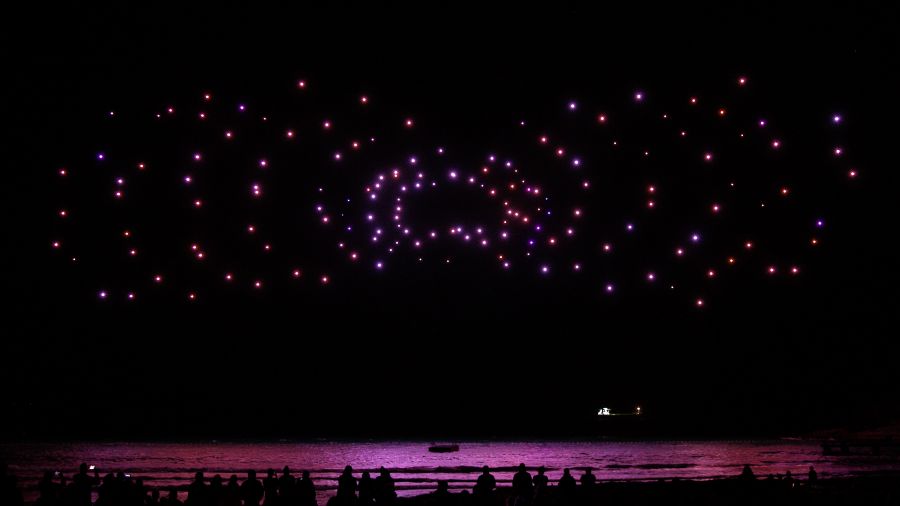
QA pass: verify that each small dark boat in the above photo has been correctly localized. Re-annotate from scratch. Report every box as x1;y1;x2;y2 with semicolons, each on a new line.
428;443;459;453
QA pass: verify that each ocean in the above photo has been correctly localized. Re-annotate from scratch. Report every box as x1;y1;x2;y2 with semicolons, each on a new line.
3;440;899;503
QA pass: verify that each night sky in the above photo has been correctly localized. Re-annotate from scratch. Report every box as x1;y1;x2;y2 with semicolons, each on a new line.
3;2;899;440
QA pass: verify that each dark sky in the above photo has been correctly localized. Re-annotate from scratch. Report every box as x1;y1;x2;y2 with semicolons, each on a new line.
3;2;899;440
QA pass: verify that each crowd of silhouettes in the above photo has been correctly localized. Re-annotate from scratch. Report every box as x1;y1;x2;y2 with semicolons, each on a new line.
2;462;830;506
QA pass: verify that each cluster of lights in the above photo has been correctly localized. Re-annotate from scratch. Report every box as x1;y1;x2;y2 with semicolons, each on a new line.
51;76;858;308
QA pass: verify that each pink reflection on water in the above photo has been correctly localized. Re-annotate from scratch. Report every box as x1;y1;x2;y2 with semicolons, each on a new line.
3;441;899;503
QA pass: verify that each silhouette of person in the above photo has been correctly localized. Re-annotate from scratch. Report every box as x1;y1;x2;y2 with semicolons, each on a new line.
72;463;98;506
279;467;295;506
223;476;241;506
808;466;817;484
532;466;548;502
37;471;60;506
557;468;576;499
473;466;496;497
263;470;279;506
162;488;183;506
431;481;450;505
784;471;793;488
133;478;149;506
241;471;264;506
579;468;596;489
357;472;374;506
296;471;316;506
149;488;161;506
373;467;395;504
336;466;357;500
187;472;210;506
512;464;533;499
740;465;755;481
210;475;224;506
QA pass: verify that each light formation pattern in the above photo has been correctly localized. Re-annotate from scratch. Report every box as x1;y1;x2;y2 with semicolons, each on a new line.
49;76;859;308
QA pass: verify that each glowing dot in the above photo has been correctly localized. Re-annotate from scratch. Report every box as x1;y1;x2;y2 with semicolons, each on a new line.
738;76;747;86
58;168;67;177
154;275;163;283
848;169;858;178
711;203;720;213
193;153;202;161
597;114;607;123
834;147;843;156
704;152;713;162
744;241;753;249
568;101;577;110
51;240;61;249
323;120;331;130
360;95;368;104
604;283;615;293
320;275;330;284
225;273;233;282
676;248;684;256
286;130;295;138
718;108;726;117
253;280;263;289
646;272;655;281
98;291;107;299
780;187;790;196
791;266;800;275
832;114;842;124
405;118;414;128
540;265;550;275
707;269;716;278
297;80;306;88
602;243;612;253
767;266;777;275
634;91;644;101
188;292;197;301
696;298;704;307
689;97;697;104
691;233;701;243
771;139;781;149
58;209;67;218
193;199;203;208
97;152;105;160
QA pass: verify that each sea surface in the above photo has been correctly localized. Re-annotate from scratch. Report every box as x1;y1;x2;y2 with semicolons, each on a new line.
3;440;900;503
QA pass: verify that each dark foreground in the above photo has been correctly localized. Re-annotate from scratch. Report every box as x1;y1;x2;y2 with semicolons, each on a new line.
393;477;900;506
